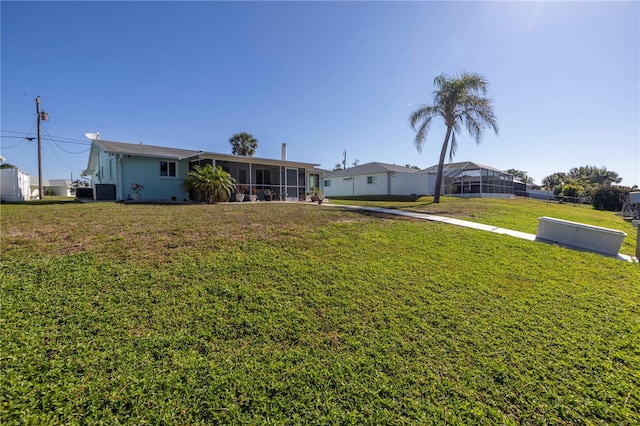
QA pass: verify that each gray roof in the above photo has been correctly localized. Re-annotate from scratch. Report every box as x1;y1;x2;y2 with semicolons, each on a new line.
48;179;72;187
95;140;202;160
29;178;72;187
30;176;50;187
83;139;320;176
327;162;421;178
422;161;504;174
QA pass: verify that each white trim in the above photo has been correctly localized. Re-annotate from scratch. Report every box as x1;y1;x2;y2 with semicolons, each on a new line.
160;160;178;178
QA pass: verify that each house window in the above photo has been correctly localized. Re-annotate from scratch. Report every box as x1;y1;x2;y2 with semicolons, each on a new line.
160;161;177;177
324;179;331;187
367;176;377;185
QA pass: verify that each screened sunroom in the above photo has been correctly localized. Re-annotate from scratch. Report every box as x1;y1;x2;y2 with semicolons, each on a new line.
424;161;514;198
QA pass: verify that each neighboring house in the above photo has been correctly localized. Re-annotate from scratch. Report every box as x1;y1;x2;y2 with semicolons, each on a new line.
1;167;31;201
323;162;435;198
423;161;514;198
29;177;73;197
47;179;73;196
82;139;321;201
514;180;527;197
29;177;48;198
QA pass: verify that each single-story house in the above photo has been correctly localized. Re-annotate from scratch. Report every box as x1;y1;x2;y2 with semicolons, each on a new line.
48;179;73;197
322;162;435;197
423;161;514;198
28;177;73;198
82;138;321;201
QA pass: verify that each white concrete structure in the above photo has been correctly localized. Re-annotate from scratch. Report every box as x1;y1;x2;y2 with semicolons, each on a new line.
323;162;435;198
535;216;627;256
1;168;31;201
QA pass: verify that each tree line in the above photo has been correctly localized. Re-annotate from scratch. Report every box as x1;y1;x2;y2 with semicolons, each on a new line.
541;165;635;211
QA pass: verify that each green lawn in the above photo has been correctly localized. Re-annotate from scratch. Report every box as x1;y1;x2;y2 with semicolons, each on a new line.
329;196;638;256
1;201;639;424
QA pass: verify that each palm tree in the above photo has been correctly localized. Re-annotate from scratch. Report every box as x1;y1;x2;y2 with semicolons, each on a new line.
505;169;534;185
182;164;236;203
409;72;498;203
229;132;258;156
542;172;567;191
568;165;622;187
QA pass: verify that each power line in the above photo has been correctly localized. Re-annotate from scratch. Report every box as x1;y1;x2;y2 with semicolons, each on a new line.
2;89;314;150
41;123;90;154
0;138;29;149
44;137;85;173
1;130;90;145
1;130;35;135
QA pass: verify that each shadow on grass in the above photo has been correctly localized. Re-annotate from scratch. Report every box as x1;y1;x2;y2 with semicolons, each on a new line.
0;198;82;206
330;195;437;210
332;195;429;203
334;206;424;222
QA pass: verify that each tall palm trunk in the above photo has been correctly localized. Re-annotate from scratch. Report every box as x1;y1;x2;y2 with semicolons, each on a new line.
433;126;452;204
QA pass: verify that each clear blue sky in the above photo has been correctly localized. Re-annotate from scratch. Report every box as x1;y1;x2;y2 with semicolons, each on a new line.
2;1;638;186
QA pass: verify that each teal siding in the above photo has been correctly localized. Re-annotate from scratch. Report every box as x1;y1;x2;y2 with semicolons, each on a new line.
95;151;118;185
91;149;191;201
120;156;190;201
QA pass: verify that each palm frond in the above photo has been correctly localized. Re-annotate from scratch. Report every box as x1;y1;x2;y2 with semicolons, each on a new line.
229;132;259;156
409;71;498;194
409;105;439;152
449;132;458;161
457;71;489;96
409;105;439;130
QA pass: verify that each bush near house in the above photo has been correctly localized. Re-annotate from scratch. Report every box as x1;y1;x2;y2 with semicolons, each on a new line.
182;164;236;203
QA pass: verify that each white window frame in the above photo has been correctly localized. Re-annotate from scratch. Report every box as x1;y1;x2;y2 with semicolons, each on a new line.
324;179;331;187
160;160;177;178
367;176;377;185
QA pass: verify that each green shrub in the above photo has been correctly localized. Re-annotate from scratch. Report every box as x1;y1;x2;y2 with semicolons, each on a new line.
560;184;582;199
592;186;630;211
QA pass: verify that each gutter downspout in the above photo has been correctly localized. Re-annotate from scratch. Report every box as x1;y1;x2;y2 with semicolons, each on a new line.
117;154;124;201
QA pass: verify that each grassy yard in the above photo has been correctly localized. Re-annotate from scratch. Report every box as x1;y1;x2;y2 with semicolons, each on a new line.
1;200;639;424
330;196;639;256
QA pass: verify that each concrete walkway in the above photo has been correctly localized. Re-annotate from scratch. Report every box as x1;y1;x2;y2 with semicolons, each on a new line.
326;203;635;263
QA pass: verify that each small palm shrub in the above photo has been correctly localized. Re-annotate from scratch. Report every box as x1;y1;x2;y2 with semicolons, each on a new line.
182;165;236;203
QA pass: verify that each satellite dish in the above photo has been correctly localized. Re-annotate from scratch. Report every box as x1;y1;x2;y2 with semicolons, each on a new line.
85;132;100;140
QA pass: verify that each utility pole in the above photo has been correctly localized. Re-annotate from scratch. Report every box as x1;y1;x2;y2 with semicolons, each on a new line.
34;97;49;200
36;97;43;200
